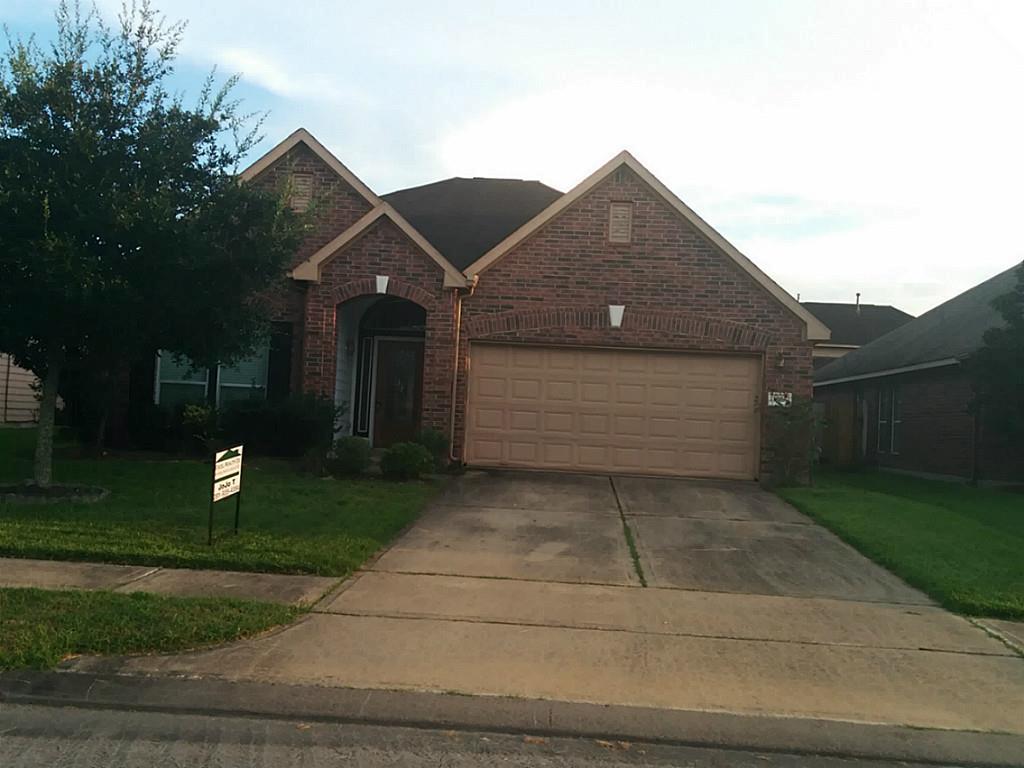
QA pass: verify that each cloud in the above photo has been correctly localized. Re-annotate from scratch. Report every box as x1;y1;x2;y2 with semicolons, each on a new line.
13;0;1024;314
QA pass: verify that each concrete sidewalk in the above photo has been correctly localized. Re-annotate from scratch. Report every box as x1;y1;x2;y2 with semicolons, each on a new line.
0;557;339;606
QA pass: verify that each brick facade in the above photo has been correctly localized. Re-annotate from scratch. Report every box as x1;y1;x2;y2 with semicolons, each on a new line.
456;168;812;479
301;217;456;435
247;140;816;479
250;143;374;270
816;366;1023;482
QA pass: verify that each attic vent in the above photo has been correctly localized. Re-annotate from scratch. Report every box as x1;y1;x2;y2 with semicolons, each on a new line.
290;173;313;211
609;202;633;243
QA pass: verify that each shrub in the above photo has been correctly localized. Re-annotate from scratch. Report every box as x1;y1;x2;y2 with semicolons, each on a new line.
415;427;449;471
379;442;433;481
762;395;819;487
328;436;372;476
220;394;339;458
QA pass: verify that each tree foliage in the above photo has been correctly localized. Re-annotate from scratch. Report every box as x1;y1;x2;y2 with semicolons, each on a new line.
968;261;1024;443
0;2;303;484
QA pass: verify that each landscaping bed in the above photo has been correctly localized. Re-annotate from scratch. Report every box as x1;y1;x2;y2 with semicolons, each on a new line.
0;587;298;670
779;470;1024;619
0;429;438;575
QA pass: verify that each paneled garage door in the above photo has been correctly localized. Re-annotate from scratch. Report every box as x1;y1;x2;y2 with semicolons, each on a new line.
465;344;761;479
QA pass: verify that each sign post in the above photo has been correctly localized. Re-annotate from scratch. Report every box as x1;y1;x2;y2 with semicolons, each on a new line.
209;445;243;545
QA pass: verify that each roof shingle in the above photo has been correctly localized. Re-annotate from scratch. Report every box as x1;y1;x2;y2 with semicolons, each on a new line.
815;265;1019;383
383;177;563;271
802;302;913;347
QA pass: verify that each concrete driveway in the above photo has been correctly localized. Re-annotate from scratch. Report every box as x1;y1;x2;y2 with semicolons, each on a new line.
76;471;1024;737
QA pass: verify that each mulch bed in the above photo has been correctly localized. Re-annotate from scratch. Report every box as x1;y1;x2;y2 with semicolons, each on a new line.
0;483;109;504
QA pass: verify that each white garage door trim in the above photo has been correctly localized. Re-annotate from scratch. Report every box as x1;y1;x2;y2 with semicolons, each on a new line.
465;343;763;480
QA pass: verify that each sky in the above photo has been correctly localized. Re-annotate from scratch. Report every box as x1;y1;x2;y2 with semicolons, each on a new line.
6;0;1024;315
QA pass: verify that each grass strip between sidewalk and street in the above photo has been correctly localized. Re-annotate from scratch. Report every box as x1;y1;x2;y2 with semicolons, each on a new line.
778;470;1024;620
0;587;300;670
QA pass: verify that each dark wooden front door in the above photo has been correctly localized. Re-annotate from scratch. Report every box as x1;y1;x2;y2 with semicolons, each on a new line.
373;339;424;446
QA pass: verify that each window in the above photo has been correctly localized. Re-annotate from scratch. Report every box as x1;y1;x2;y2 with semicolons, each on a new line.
155;344;270;408
876;386;901;454
289;173;313;211
890;388;902;454
609;202;633;243
219;345;269;405
154;353;207;408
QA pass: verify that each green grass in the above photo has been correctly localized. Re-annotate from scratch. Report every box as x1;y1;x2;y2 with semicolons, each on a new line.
0;587;298;670
779;470;1024;619
0;428;438;575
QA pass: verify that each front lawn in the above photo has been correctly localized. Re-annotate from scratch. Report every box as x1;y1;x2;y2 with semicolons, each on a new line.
0;428;437;575
779;471;1024;619
0;587;298;670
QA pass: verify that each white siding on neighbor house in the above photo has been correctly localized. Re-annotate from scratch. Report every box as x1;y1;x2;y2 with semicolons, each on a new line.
1;354;39;423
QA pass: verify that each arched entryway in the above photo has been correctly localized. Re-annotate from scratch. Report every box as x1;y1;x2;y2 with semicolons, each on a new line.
336;296;426;446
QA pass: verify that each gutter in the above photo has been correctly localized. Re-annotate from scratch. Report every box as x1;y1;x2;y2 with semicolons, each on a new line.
813;357;960;387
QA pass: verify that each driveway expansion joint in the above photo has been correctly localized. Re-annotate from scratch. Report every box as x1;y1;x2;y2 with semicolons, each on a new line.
609;476;647;587
313;608;1019;657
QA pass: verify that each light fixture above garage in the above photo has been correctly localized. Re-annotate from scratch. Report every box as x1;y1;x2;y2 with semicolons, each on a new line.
609;304;625;328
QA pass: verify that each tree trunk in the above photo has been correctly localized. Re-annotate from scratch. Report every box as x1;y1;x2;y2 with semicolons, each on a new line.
93;370;111;455
33;349;63;488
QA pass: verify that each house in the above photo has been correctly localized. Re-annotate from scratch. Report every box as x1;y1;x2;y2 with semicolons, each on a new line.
814;265;1023;482
0;354;38;424
153;128;829;481
801;299;913;369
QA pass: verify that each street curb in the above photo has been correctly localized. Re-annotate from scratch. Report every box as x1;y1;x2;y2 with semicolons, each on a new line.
2;670;1022;766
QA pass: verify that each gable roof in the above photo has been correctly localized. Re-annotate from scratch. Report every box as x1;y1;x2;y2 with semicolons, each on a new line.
801;302;914;347
239;128;381;208
242;129;467;288
383;178;563;271
291;204;469;287
463;150;830;341
815;265;1020;385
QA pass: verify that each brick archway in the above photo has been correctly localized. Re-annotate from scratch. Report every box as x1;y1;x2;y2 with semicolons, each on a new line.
326;278;435;310
464;306;772;349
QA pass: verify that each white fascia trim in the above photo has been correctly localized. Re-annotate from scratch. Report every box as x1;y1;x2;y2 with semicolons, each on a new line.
238;128;382;208
291;204;469;288
813;357;960;387
814;343;860;350
464;150;831;341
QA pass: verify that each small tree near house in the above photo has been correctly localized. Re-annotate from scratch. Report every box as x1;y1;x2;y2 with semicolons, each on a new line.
967;260;1024;459
0;1;303;487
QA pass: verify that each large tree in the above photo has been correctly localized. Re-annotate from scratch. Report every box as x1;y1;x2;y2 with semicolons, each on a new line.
0;1;302;486
968;260;1024;450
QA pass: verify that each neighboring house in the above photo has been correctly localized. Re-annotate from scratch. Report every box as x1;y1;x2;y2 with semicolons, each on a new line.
814;265;1023;482
155;128;830;481
0;354;38;424
801;300;913;369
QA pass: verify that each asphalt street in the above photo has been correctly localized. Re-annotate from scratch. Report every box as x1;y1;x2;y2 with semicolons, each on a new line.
0;703;946;768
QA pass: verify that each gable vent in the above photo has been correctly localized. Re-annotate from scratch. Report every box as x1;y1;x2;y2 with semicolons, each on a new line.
290;173;313;211
609;202;633;243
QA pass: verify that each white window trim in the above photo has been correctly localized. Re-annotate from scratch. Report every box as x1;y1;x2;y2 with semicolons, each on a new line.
876;386;901;455
877;391;889;454
890;388;901;455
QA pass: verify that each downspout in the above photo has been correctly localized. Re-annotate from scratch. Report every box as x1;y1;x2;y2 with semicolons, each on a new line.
448;276;477;464
448;288;464;464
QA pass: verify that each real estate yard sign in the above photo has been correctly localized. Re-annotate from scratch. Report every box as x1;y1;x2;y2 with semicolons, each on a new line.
209;445;243;545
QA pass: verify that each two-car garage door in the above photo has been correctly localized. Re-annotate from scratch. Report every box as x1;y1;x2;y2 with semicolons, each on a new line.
465;344;761;480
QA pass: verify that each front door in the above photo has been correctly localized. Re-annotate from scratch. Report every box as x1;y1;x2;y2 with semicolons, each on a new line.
373;339;424;446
